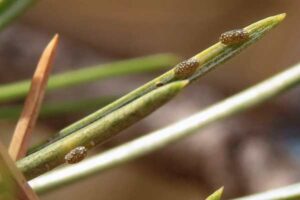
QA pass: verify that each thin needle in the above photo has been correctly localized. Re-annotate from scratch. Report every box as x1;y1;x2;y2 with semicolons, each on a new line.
9;34;59;161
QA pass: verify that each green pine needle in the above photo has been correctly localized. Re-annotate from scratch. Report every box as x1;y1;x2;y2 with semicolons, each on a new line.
206;187;224;200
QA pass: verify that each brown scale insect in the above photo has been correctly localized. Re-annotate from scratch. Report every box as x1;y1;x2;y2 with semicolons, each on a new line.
155;81;164;87
219;29;250;45
174;58;200;79
64;146;87;164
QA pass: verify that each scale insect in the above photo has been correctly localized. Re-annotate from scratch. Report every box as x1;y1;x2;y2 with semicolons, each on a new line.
219;29;250;45
64;146;88;164
155;81;164;87
174;58;200;79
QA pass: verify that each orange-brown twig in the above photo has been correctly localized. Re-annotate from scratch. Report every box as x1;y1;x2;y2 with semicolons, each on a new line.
9;34;59;161
0;140;40;200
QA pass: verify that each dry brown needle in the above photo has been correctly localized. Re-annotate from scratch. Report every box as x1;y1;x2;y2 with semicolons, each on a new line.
8;34;59;161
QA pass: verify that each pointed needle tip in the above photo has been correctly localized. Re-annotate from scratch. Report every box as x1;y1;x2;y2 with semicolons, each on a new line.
275;13;286;22
48;33;59;50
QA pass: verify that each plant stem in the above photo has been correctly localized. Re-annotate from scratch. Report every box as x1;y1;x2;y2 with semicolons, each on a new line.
0;53;180;103
29;61;300;194
17;13;285;180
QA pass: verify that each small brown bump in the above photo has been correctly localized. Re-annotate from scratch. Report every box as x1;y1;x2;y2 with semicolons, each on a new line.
174;58;200;79
219;29;249;45
155;81;164;87
65;146;87;164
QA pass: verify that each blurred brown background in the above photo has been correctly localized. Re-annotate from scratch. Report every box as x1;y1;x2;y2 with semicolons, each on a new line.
1;0;300;199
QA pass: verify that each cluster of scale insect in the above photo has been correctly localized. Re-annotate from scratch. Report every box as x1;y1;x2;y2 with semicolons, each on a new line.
173;29;249;79
219;29;249;45
61;29;249;166
174;58;200;79
64;146;88;164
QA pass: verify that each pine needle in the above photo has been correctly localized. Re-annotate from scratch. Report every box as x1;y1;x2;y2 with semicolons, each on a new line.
206;187;224;200
8;34;59;161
